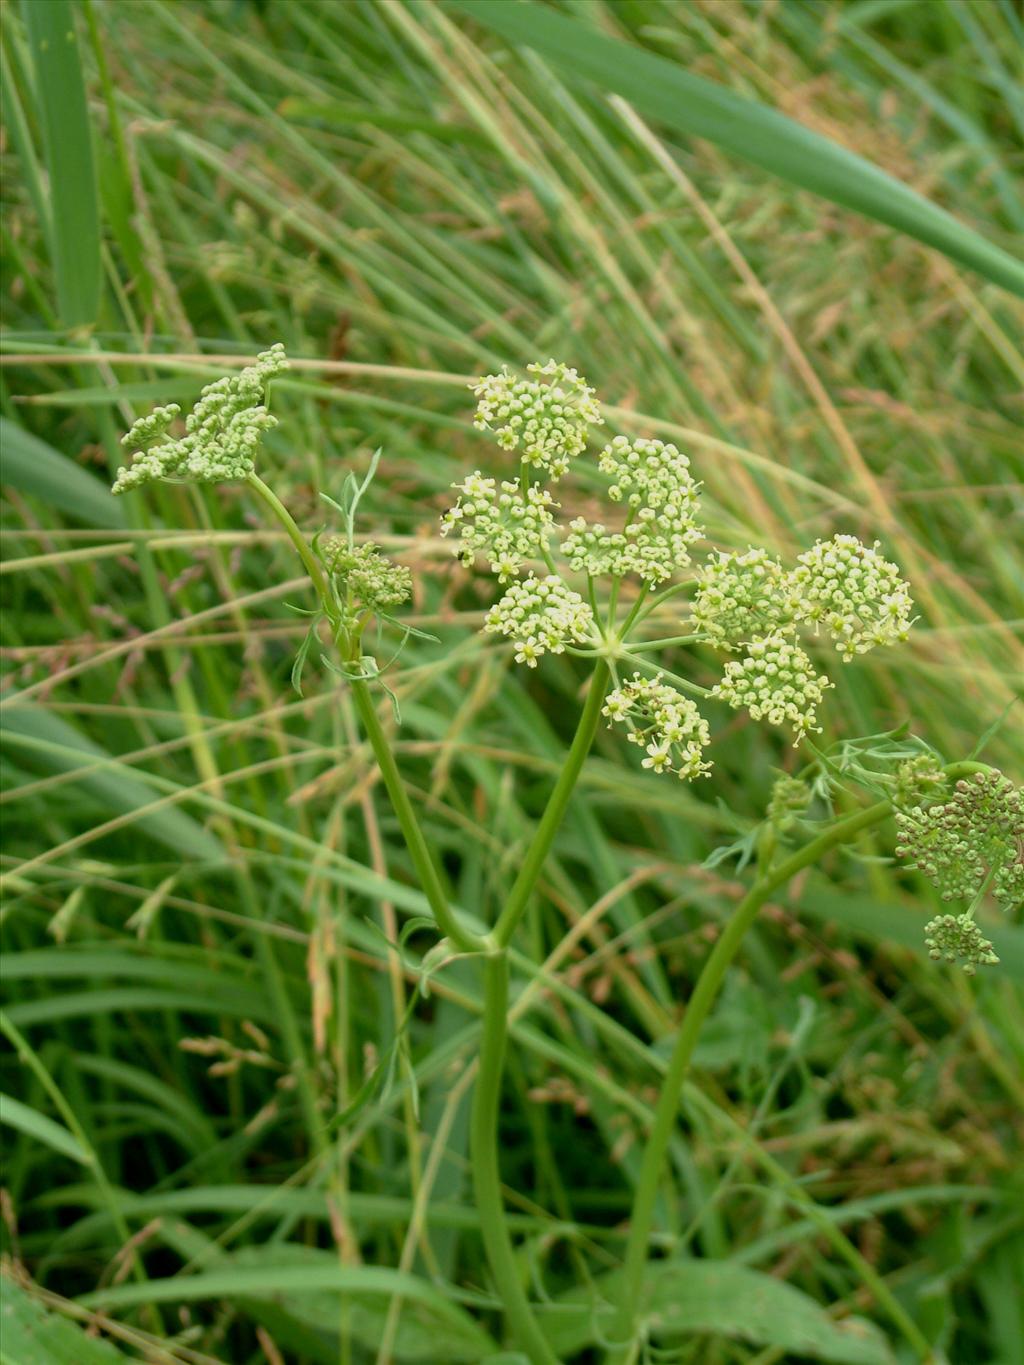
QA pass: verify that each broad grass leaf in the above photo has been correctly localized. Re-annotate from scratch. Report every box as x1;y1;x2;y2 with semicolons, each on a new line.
0;707;220;861
797;888;1024;982
450;0;1024;297
21;0;102;327
0;1272;124;1364
77;1247;498;1361
540;1258;895;1361
0;419;123;529
0;1092;88;1164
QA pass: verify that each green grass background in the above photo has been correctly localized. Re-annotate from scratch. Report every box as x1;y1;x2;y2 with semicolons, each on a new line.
1;1;1022;1361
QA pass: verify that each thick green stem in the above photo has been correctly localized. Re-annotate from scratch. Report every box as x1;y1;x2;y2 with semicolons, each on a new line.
611;801;890;1347
493;659;610;947
469;659;610;1353
609;759;993;1358
605;767;1005;1362
472;951;558;1364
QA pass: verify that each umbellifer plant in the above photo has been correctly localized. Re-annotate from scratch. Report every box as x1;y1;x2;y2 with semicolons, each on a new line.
114;348;1021;1363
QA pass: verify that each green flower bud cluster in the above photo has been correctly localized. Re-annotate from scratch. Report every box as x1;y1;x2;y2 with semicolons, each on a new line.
562;436;702;585
603;673;711;780
711;636;832;745
484;574;594;667
113;344;288;494
787;534;914;662
441;473;556;582
472;360;602;479
893;754;947;810
321;537;411;612
691;548;789;647
767;773;812;831
895;771;1023;911
923;913;999;975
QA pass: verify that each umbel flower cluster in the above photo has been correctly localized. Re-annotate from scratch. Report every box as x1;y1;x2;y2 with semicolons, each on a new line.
710;636;832;745
471;360;602;478
896;771;1023;912
113;345;288;494
448;359;916;766
321;537;412;613
894;768;1022;974
563;436;702;584
602;674;711;780
484;575;594;667
923;914;999;976
442;474;555;582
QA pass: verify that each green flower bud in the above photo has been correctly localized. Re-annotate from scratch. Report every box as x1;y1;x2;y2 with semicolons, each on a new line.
113;345;288;494
321;538;412;612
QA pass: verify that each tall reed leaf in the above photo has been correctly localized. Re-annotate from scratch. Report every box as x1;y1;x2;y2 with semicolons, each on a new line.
450;0;1024;297
22;0;102;327
0;419;124;529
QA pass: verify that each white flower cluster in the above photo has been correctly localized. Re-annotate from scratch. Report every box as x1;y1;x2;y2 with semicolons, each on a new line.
441;473;556;581
113;344;288;494
484;574;594;667
788;534;914;662
603;673;711;780
691;547;789;647
710;636;831;744
471;360;602;479
563;436;702;585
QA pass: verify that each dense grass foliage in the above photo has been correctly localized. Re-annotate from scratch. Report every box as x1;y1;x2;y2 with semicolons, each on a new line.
2;2;1022;1362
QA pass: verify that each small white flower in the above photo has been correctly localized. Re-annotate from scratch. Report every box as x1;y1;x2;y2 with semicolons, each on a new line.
642;742;672;773
514;637;541;667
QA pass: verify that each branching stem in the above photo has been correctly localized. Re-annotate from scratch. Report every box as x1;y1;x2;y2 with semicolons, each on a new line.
608;758;994;1360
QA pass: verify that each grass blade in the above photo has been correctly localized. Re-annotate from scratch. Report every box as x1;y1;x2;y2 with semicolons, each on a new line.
0;1092;89;1164
0;418;124;528
21;0;102;327
450;0;1024;296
